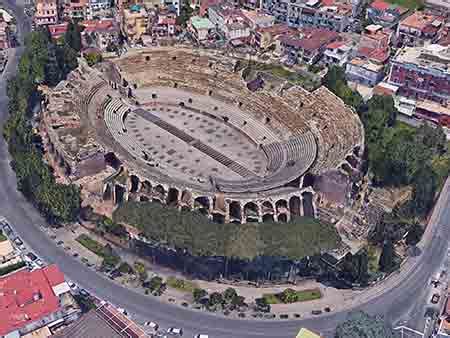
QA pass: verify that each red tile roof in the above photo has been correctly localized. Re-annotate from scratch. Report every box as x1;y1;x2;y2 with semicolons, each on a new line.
400;11;442;31
370;0;390;11
0;265;63;335
48;23;68;40
326;40;346;49
80;19;117;34
281;28;339;51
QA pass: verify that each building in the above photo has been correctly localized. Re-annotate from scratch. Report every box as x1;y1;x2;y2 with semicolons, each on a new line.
35;0;58;26
366;0;408;28
63;0;88;20
254;23;296;49
396;11;444;47
296;327;322;338
48;22;69;40
208;4;251;41
345;57;385;86
189;16;214;41
0;265;81;337
0;13;11;50
81;19;120;50
357;24;392;64
279;27;339;64
388;44;450;105
122;4;148;42
264;0;354;33
151;10;177;37
424;0;450;12
0;239;21;268
323;40;352;66
51;303;150;338
87;0;112;19
241;9;275;29
199;0;222;16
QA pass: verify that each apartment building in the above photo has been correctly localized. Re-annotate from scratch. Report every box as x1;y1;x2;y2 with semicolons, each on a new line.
35;0;58;26
122;4;148;41
396;11;444;47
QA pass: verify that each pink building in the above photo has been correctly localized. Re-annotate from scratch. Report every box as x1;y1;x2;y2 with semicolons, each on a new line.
0;14;10;50
35;0;58;26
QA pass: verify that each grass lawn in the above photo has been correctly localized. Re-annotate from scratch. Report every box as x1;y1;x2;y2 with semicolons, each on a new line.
385;0;423;9
166;276;198;293
0;230;7;242
263;289;322;304
76;234;104;256
75;234;120;267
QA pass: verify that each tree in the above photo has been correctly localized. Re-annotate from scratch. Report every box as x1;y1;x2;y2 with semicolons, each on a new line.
379;241;395;273
223;287;238;303
118;262;134;274
64;21;82;52
367;95;398;127
279;288;298;303
335;311;395;338
148;276;164;292
411;164;438;216
254;297;271;313
193;288;208;303
406;223;424;246
231;295;246;308
84;51;103;67
208;292;224;307
134;261;148;282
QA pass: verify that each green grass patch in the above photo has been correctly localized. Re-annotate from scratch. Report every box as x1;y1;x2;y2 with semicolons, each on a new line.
76;234;120;267
0;230;7;242
385;0;422;9
262;293;281;304
113;201;340;260
76;234;104;256
263;288;322;304
166;276;198;293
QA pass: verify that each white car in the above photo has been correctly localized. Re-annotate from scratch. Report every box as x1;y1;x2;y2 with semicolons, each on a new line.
167;327;183;336
194;335;209;338
144;321;159;330
35;259;44;267
68;281;78;290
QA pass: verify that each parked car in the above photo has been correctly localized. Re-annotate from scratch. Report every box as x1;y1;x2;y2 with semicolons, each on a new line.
431;294;440;304
144;321;159;330
68;281;78;290
79;289;90;297
57;240;64;246
35;259;44;267
194;335;209;338
26;252;38;262
167;328;183;336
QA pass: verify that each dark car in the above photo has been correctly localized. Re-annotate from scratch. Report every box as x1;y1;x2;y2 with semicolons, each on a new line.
26;252;38;262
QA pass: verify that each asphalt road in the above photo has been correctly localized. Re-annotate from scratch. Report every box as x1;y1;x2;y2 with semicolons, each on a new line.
0;1;449;337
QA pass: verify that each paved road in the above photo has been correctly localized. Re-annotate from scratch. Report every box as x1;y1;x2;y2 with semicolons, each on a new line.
0;1;449;337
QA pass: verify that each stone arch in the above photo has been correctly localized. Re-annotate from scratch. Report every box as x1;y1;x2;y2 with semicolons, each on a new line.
212;213;225;224
194;196;210;215
103;184;112;200
129;175;140;193
229;201;242;221
262;214;274;222
278;213;288;223
289;196;302;217
275;199;288;213
141;180;152;194
345;155;359;169
302;173;315;188
244;202;259;222
114;184;126;204
153;184;166;202
180;189;192;205
301;192;314;217
166;187;180;206
104;152;121;170
261;201;274;214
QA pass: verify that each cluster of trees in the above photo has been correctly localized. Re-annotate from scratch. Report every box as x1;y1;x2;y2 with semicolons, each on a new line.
335;311;396;338
325;66;449;220
192;287;247;312
3;26;83;224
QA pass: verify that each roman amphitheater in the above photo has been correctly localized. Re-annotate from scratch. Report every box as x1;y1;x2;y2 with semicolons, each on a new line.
40;47;364;224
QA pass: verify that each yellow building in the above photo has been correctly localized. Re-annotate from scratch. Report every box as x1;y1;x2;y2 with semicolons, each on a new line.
122;4;148;41
296;328;322;338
